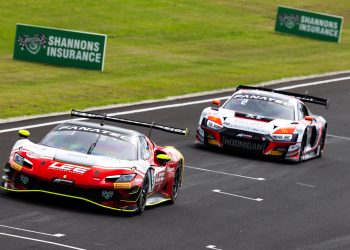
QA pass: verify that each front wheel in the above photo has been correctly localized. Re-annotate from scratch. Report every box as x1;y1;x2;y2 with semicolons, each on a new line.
297;133;307;163
318;127;327;158
170;167;181;204
136;173;149;214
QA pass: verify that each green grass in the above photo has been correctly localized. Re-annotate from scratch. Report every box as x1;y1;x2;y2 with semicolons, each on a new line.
0;0;349;119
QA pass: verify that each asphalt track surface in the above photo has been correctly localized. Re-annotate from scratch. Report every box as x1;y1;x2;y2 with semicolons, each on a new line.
0;73;350;250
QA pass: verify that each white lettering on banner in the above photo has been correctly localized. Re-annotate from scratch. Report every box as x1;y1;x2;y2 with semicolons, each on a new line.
299;15;339;38
46;36;101;62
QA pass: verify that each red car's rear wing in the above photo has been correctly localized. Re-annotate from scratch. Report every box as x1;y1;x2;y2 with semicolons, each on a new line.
71;109;189;136
236;85;329;108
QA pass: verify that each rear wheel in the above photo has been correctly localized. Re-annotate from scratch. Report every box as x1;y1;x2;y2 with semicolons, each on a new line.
136;173;149;214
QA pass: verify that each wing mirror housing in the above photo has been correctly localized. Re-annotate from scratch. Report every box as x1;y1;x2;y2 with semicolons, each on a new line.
156;154;171;165
19;129;30;138
211;99;221;110
304;116;314;122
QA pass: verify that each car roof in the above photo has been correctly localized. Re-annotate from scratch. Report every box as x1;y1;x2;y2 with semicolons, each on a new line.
58;120;143;137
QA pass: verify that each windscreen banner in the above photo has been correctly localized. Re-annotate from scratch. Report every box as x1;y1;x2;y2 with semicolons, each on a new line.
13;23;107;70
275;6;343;43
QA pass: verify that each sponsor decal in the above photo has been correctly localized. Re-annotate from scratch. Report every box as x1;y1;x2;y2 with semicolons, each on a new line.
52;178;74;186
155;171;165;183
48;162;89;175
223;137;265;152
236;133;253;139
223;118;269;134
57;125;130;141
113;183;131;189
233;94;291;107
20;174;29;185
102;190;114;200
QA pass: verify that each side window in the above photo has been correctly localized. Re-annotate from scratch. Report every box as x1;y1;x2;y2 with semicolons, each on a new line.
298;103;309;120
139;136;151;160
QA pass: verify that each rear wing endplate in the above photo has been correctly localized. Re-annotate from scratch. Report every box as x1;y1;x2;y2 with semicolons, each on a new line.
236;85;329;108
71;109;189;136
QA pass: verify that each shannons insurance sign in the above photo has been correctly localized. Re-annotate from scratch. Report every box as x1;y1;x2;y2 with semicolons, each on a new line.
13;24;107;70
275;6;343;43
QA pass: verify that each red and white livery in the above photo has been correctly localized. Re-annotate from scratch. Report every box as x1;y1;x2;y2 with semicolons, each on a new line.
2;110;188;214
195;85;328;162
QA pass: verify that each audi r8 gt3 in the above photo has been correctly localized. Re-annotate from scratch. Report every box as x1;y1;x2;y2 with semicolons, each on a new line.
1;110;189;214
195;85;328;162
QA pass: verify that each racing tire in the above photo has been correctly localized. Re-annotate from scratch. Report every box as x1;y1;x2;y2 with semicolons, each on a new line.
297;133;307;163
170;167;181;204
136;173;149;215
318;127;327;158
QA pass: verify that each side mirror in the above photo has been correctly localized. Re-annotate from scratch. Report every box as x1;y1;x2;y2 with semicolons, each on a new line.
211;99;221;110
304;116;314;122
19;129;30;138
156;154;171;165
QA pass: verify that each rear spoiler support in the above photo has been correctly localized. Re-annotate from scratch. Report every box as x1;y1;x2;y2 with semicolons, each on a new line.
71;109;189;136
236;85;329;108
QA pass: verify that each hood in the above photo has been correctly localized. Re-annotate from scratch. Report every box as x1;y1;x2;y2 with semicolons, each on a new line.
219;109;295;135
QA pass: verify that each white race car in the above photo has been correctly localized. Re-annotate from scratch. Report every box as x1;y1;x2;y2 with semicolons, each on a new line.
195;85;328;162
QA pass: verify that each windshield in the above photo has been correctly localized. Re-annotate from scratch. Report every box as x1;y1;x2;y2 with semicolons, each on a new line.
223;97;295;120
40;129;138;160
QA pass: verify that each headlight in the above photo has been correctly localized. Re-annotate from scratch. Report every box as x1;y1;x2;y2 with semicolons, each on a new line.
272;127;295;141
271;134;293;141
207;120;223;130
14;153;24;166
105;174;136;183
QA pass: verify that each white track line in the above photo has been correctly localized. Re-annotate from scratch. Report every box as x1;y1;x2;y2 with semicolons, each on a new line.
0;74;348;134
328;134;350;141
0;96;230;134
296;182;316;188
212;189;263;202
0;224;64;237
186;165;265;181
276;75;350;90
0;232;86;250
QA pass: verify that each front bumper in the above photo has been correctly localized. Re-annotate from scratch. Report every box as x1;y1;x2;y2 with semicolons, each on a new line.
1;165;140;212
196;124;299;160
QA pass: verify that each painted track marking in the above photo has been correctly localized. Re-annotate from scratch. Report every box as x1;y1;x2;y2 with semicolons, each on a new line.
276;75;350;90
296;182;316;188
0;224;64;237
0;74;348;134
212;189;263;202
206;245;222;250
0;232;86;250
328;134;350;141
186;165;265;181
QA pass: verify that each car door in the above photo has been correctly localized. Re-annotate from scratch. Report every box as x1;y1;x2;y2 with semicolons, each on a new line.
298;103;318;149
139;136;167;193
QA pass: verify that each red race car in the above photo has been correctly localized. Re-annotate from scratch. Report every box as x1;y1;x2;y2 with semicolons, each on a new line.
1;110;188;214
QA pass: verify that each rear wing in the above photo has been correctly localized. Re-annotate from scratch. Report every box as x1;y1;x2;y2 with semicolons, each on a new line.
236;85;329;108
71;109;189;136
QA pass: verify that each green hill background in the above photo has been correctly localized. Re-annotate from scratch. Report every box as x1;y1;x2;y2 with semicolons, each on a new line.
0;0;349;119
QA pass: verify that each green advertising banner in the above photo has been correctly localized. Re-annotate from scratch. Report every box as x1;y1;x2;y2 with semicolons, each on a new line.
275;6;343;43
13;24;107;70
